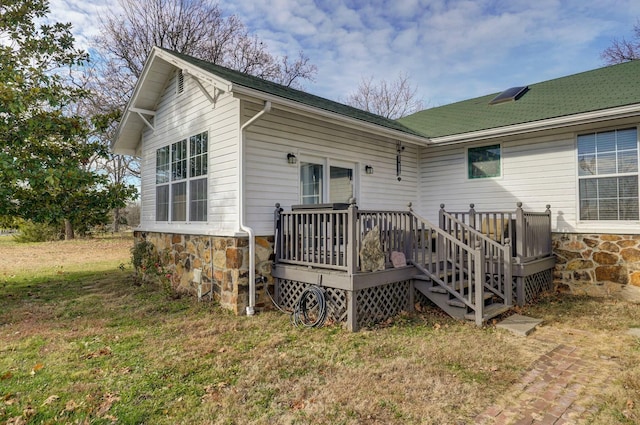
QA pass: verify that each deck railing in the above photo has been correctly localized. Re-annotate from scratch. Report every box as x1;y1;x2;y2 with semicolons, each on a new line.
437;209;513;306
273;202;414;273
274;201;550;325
441;202;552;263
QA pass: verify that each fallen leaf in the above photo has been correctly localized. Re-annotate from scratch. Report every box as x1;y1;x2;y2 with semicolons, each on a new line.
97;393;120;417
22;405;35;418
82;346;112;360
65;400;78;412
42;395;60;406
627;399;634;409
1;371;13;380
31;363;44;375
6;416;25;425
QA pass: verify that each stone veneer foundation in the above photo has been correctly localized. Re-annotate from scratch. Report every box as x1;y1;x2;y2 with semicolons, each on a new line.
134;231;274;314
553;233;640;296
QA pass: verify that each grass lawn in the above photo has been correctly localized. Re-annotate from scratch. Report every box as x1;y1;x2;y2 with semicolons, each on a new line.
1;235;640;424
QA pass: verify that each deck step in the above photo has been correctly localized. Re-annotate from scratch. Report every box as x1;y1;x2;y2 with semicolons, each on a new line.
447;292;493;308
414;281;467;320
464;303;511;322
414;274;470;294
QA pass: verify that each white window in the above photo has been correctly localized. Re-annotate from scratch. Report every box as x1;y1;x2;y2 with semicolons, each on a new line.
299;158;355;204
578;128;638;220
155;131;208;222
300;162;323;204
468;144;501;179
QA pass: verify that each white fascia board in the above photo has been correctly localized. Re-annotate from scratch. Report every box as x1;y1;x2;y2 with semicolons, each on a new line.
430;104;640;145
112;50;164;152
230;85;432;147
154;48;232;93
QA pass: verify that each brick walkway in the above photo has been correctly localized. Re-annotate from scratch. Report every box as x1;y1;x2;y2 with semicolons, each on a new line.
475;330;620;425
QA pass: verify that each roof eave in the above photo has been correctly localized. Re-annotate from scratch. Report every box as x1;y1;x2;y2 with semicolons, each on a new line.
231;85;432;146
112;47;235;155
429;104;640;145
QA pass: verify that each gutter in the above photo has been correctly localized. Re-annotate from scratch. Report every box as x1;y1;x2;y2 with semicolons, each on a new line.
239;100;272;316
430;104;640;145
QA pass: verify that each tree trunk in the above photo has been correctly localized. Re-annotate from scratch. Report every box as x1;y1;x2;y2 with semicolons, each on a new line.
64;219;75;240
113;207;121;233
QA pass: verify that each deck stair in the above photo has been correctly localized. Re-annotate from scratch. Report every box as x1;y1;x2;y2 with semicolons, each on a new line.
413;266;509;323
274;201;555;330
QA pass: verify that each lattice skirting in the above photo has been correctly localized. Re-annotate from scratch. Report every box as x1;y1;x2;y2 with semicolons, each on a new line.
276;279;348;323
276;279;412;328
355;281;411;328
514;269;554;305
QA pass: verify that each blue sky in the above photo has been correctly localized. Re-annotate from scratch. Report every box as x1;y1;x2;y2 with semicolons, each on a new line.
49;0;640;108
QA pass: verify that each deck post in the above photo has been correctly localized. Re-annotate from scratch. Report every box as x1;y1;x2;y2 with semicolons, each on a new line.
503;238;513;306
545;204;552;255
469;203;476;229
347;198;358;276
474;240;485;326
515;202;525;263
438;204;445;263
406;202;414;260
274;203;283;263
346;290;358;331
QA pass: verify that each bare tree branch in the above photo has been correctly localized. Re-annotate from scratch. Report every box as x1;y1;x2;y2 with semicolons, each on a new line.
601;20;640;64
345;73;423;119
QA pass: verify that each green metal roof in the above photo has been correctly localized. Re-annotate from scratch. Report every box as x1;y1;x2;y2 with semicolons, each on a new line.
398;60;640;138
161;48;423;137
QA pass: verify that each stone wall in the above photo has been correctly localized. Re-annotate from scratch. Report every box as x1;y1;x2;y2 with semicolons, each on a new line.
553;233;640;296
133;232;274;314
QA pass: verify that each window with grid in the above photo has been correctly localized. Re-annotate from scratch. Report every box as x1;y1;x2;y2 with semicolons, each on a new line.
155;131;208;222
578;128;639;221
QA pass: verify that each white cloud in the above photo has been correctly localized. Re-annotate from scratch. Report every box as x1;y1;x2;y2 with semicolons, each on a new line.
47;0;640;106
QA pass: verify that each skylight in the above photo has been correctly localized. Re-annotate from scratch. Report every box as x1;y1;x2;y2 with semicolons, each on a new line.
489;86;528;105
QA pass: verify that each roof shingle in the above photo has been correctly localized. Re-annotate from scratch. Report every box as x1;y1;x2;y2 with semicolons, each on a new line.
398;60;640;138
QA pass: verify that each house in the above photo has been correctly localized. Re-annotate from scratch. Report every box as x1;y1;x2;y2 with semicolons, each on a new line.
113;47;640;329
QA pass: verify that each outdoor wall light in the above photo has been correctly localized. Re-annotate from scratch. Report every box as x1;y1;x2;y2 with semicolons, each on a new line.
287;153;297;164
365;165;374;174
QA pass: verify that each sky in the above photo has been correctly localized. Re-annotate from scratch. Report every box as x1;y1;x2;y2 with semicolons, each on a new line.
48;0;640;108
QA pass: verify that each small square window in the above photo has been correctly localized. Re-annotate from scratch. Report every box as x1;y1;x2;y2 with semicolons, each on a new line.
468;144;501;179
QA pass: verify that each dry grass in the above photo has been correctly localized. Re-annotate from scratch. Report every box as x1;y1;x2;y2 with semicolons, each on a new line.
1;236;640;424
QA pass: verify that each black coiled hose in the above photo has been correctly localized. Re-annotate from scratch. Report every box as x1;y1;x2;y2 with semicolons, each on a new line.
292;285;327;328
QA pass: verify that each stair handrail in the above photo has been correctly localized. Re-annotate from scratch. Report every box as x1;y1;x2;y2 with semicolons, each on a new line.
440;209;504;252
408;207;484;321
440;208;513;306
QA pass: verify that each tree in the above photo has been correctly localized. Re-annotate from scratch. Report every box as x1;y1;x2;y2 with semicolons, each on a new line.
344;73;423;119
0;0;137;239
601;20;640;64
94;0;317;93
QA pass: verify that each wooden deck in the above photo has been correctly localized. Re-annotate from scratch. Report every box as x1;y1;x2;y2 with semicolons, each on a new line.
273;200;555;330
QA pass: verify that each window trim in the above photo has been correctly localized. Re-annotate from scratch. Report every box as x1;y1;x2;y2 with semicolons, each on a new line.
297;154;359;205
155;130;208;223
576;126;639;222
466;143;502;180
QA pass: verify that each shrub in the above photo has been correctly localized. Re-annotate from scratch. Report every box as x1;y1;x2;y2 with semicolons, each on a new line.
13;221;61;243
130;240;173;295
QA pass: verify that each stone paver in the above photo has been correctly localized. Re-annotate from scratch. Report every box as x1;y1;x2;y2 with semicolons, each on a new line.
475;329;620;425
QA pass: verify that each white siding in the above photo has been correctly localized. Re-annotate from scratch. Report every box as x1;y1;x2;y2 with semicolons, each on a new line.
138;70;240;235
243;103;419;235
418;125;640;234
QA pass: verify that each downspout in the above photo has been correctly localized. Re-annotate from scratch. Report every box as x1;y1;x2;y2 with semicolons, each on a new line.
239;100;272;316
